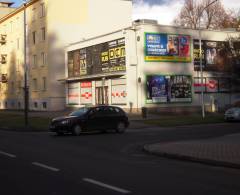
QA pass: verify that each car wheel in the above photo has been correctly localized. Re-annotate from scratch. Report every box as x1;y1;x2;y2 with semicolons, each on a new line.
72;125;82;136
116;122;126;134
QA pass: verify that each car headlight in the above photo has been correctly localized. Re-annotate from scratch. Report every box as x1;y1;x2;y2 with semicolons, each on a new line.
61;120;70;125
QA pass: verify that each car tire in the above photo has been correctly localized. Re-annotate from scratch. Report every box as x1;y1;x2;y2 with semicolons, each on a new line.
116;122;126;134
72;125;82;136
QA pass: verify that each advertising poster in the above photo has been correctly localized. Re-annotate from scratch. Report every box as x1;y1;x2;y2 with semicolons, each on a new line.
68;83;79;105
193;40;229;72
146;75;191;103
206;78;218;93
170;75;192;102
102;38;126;73
146;75;168;103
111;85;127;105
79;48;87;75
73;50;80;76
80;82;92;104
145;33;191;62
67;52;74;77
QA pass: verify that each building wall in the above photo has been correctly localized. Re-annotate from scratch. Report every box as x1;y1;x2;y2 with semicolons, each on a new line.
0;0;132;111
65;22;240;113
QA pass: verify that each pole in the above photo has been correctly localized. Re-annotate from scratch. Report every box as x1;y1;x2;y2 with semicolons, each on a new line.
198;0;218;119
23;1;28;127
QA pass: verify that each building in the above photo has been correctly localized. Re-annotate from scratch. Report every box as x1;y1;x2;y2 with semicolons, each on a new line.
65;19;240;113
0;0;132;111
0;1;16;18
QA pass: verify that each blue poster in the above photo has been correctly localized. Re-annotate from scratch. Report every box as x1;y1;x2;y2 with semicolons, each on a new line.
146;33;168;56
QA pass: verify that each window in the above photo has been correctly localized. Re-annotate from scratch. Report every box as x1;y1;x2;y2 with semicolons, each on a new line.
41;27;45;41
32;31;36;44
40;3;45;17
32;8;36;22
42;77;46;91
42;102;47;109
18;102;21;108
17;81;21;93
41;52;45;66
33;55;37;67
34;102;38;108
17;59;21;72
33;78;38;91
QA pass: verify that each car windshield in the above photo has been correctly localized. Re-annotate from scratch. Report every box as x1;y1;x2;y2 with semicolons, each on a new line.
69;107;90;117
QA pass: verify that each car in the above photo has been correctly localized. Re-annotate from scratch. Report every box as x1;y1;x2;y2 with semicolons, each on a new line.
50;106;129;135
224;107;240;122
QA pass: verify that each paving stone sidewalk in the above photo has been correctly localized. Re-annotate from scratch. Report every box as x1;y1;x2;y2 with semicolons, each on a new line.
144;133;240;169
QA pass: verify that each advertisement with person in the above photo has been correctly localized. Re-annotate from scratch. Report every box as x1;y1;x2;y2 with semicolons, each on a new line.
146;75;168;103
170;75;192;102
145;33;191;62
146;75;192;103
79;48;87;75
193;40;229;72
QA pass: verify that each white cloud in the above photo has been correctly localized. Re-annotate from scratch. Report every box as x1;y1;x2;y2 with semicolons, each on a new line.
133;0;240;25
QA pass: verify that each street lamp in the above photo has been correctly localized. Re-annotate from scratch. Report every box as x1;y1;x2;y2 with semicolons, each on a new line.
198;0;218;119
23;0;29;127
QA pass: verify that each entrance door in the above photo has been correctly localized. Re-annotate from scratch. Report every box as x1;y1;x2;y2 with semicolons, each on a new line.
96;87;108;105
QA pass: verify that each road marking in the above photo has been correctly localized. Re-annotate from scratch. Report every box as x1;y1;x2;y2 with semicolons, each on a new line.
32;162;60;172
0;150;16;158
82;178;131;194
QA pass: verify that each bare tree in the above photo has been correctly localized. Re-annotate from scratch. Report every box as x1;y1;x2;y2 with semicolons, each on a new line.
174;0;238;30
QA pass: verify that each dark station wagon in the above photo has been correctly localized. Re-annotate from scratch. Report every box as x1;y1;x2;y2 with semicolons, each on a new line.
50;106;129;135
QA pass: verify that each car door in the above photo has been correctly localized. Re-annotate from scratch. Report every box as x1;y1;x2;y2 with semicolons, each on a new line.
85;107;107;131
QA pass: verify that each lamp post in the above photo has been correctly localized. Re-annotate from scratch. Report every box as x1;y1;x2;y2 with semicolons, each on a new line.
23;0;29;127
198;0;218;119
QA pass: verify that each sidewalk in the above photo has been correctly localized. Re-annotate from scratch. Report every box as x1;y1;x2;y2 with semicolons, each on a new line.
144;133;240;169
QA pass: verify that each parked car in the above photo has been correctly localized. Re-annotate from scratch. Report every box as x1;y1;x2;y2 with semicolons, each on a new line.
224;107;240;122
50;106;129;135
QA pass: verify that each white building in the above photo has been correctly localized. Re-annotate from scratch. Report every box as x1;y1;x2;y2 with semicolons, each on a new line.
65;19;240;113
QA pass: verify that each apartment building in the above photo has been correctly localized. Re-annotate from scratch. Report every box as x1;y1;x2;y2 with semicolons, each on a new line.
0;0;132;111
65;20;240;112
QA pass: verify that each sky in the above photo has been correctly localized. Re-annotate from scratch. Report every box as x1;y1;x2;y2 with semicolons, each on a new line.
9;0;240;25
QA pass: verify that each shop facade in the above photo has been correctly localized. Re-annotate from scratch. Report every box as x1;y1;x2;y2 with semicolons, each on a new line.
65;20;240;113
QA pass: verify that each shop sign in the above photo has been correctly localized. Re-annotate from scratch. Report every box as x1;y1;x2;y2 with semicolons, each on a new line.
111;84;127;104
80;82;92;104
145;33;191;62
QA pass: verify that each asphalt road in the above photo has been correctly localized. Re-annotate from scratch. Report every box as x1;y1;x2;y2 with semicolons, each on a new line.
0;123;240;195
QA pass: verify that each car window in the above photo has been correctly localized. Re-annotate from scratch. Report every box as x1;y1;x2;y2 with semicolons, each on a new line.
69;107;90;117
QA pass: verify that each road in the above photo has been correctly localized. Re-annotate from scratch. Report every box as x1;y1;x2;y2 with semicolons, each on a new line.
0;123;240;195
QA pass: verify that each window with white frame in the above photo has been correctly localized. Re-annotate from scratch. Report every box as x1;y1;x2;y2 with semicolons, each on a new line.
42;77;46;91
40;3;45;18
33;78;38;91
41;52;45;66
41;27;45;41
33;55;37;68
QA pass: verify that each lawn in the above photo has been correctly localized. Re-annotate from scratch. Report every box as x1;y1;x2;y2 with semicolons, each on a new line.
0;112;51;131
143;113;225;127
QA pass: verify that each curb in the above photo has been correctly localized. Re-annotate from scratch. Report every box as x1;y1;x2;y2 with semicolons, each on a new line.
0;126;48;132
143;144;240;169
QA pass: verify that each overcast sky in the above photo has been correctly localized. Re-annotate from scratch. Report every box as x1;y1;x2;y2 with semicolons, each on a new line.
10;0;240;25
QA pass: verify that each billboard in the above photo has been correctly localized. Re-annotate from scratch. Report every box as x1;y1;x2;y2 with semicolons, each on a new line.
193;40;229;71
67;38;126;77
145;33;191;62
146;75;192;103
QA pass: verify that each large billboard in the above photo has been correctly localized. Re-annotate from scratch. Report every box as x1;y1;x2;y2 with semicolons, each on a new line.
68;38;125;77
146;75;192;103
145;33;191;62
193;40;230;71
